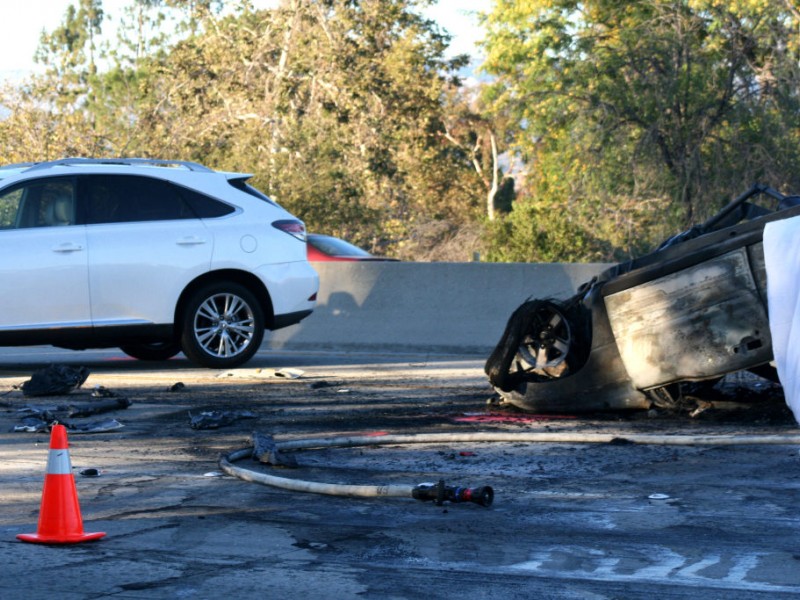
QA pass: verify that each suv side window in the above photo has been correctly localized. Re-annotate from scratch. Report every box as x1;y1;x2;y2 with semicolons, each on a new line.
0;188;23;229
0;178;75;229
178;187;235;218
84;175;196;224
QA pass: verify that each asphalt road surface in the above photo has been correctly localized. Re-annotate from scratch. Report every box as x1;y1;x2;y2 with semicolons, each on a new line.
1;346;800;599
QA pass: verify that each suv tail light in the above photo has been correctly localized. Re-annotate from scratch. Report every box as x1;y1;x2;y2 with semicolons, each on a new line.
272;219;307;242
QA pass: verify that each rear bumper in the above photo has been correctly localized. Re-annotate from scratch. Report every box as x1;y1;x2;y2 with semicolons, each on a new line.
271;309;313;330
257;260;319;318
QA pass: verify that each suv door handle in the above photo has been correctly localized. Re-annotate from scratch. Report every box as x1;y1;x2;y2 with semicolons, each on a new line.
176;236;207;246
52;243;84;253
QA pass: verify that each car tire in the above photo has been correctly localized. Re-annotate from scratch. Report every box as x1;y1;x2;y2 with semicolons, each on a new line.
120;342;182;361
180;282;264;369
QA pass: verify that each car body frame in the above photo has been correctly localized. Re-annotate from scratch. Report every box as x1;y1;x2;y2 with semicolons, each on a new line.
486;184;800;412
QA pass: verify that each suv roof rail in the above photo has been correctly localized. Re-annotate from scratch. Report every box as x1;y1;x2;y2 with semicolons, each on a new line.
24;157;215;173
0;162;37;170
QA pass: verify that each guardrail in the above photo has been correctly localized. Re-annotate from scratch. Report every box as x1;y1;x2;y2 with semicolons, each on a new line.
267;262;610;356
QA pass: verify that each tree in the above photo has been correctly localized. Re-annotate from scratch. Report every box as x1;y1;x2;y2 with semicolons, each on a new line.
439;83;515;222
126;0;479;250
0;0;109;159
0;0;490;260
481;0;800;261
36;0;104;81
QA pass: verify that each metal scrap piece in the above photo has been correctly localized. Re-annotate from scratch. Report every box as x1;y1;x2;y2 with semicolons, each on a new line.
20;365;90;397
188;410;257;430
251;432;298;468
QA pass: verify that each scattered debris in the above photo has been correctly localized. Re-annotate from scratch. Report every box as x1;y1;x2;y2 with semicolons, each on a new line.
309;380;333;389
11;382;129;432
66;396;132;418
65;419;125;434
216;368;304;380
12;418;124;434
274;368;304;379
188;409;257;430
79;468;100;477
251;432;298;468
16;406;57;418
690;401;713;418
12;417;50;433
217;370;255;379
15;395;131;419
608;437;634;445
91;386;118;398
20;365;90;397
168;382;186;393
652;372;792;422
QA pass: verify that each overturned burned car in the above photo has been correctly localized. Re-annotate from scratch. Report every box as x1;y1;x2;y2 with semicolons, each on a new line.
486;184;800;412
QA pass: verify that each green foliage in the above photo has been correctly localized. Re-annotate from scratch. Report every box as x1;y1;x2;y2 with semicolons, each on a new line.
0;0;488;256
481;0;800;260
36;0;104;78
3;0;800;263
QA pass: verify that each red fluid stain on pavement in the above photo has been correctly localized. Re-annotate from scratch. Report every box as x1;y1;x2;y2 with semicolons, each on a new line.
453;413;576;423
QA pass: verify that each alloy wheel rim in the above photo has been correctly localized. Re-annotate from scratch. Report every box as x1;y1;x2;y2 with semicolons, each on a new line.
193;293;256;358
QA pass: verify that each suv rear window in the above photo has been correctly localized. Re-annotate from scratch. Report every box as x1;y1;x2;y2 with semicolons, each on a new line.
227;178;278;206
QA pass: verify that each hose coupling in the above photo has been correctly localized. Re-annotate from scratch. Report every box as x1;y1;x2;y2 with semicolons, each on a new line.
412;479;493;507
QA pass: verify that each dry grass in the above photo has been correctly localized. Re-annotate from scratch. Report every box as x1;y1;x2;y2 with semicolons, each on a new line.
392;221;486;262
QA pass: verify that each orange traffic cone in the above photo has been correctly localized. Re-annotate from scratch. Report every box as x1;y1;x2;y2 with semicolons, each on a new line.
17;424;106;544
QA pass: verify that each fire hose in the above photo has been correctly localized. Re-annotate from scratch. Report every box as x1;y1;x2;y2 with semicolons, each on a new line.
220;430;800;507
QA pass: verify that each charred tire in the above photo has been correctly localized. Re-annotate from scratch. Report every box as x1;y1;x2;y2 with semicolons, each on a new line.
486;298;576;391
516;301;573;373
120;342;181;362
180;282;264;369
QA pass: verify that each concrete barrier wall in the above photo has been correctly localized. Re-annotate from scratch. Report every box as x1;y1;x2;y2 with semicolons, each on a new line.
267;262;611;355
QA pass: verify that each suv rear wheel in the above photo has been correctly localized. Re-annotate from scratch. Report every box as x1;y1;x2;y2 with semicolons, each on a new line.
180;282;264;368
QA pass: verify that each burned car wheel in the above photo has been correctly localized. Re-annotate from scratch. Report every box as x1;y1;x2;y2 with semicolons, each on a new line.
485;299;580;392
516;301;573;377
180;282;264;369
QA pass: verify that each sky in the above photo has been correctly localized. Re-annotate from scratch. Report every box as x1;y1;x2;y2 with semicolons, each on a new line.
0;0;490;81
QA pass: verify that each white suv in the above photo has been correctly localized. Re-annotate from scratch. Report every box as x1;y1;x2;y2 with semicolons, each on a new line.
0;158;318;368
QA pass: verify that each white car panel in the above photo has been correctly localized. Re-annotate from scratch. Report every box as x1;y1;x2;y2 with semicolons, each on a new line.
254;261;320;316
0;226;90;329
86;219;213;325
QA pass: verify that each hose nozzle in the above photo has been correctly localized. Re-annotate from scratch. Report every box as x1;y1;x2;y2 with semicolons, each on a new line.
412;480;493;507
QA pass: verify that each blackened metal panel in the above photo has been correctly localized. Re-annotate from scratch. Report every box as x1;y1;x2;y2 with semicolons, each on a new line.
747;241;769;312
603;248;772;389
